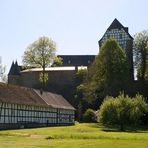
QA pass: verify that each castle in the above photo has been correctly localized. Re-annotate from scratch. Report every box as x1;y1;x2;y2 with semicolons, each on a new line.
8;19;134;102
0;19;135;129
8;56;95;103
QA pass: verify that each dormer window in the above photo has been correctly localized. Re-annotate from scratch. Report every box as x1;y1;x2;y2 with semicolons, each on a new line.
68;60;71;64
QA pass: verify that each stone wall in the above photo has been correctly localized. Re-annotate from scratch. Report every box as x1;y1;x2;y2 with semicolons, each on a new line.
9;69;77;102
19;70;76;88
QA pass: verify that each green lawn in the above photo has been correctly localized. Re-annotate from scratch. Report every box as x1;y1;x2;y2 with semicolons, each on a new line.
0;123;148;148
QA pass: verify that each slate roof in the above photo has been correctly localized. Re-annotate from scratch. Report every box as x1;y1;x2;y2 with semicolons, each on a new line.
9;55;95;75
35;90;75;110
8;61;21;75
99;18;133;45
107;18;133;39
0;83;75;110
57;55;95;66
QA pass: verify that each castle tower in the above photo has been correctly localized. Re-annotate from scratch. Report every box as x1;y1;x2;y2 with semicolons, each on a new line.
8;61;21;85
99;18;134;81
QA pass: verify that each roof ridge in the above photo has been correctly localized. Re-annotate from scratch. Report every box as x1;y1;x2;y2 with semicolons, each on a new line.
33;89;51;106
33;89;75;110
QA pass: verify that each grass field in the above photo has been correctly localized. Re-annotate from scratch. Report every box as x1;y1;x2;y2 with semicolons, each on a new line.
0;123;148;148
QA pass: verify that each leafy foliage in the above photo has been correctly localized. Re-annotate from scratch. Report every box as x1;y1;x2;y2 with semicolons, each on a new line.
75;68;88;101
82;109;97;123
39;72;48;84
23;36;56;68
134;30;148;82
74;68;88;121
0;57;7;82
52;56;63;66
83;38;128;102
99;94;148;130
22;36;56;86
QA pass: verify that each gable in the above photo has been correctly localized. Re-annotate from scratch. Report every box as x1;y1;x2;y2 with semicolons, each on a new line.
99;19;133;47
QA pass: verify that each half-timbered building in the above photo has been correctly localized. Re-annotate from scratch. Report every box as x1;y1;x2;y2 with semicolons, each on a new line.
0;83;75;129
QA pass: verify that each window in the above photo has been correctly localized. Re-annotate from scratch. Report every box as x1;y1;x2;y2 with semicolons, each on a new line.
120;34;122;39
12;110;15;116
68;60;71;64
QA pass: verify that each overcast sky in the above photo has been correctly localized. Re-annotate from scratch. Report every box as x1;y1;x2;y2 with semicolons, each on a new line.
0;0;148;73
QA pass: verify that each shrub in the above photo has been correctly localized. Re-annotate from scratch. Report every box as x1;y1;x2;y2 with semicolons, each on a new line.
99;94;148;130
130;94;148;125
82;109;97;123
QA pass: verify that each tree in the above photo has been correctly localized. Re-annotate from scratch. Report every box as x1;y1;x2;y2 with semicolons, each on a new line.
22;36;56;87
99;94;148;130
82;108;97;123
0;57;7;82
52;56;63;66
134;30;148;82
83;38;128;102
74;68;87;121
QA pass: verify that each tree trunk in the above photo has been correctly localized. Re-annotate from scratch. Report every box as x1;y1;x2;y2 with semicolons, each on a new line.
78;102;82;122
120;122;124;131
42;66;45;89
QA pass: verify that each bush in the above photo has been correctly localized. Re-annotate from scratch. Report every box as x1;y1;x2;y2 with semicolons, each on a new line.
82;109;97;123
99;94;148;130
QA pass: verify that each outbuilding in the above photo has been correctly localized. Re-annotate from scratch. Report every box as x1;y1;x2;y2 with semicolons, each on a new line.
0;83;75;129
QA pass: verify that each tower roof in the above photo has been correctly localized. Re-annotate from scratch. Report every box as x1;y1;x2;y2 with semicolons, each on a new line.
8;61;20;75
107;18;125;30
99;18;133;45
8;61;15;75
107;19;132;39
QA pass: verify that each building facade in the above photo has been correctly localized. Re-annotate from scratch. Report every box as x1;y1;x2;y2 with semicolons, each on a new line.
8;55;95;101
99;18;134;81
0;83;75;129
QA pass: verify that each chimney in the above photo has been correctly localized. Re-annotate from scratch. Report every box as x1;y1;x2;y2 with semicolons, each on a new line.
40;89;43;95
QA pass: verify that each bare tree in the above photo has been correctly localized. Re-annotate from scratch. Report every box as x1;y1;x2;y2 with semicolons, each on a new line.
134;30;148;81
0;57;7;83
